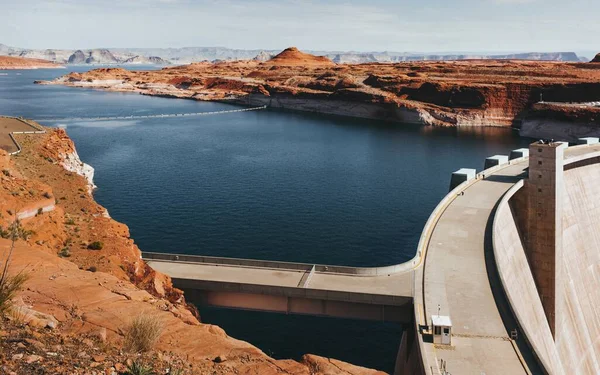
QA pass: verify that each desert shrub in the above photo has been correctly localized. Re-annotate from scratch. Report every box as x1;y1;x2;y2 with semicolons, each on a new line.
19;228;35;241
0;273;28;316
87;241;104;250
42;192;52;199
1;169;10;177
123;314;163;353
37;207;43;215
0;221;29;316
58;248;71;258
125;360;155;375
87;266;97;273
64;218;75;225
0;221;34;241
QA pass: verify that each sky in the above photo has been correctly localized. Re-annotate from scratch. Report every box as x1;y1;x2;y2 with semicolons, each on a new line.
1;0;598;56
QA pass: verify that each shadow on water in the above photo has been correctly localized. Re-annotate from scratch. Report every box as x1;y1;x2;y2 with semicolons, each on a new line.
199;306;403;373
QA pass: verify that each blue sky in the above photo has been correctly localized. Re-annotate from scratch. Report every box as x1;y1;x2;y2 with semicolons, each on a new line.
2;0;598;56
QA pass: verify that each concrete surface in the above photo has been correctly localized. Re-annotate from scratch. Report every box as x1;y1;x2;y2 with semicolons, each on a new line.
510;148;529;160
421;162;531;375
449;168;476;191
484;154;509;169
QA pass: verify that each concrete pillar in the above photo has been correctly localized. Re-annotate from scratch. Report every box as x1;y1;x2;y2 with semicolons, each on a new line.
577;137;599;145
449;168;476;191
484;155;508;169
526;141;564;338
509;148;529;160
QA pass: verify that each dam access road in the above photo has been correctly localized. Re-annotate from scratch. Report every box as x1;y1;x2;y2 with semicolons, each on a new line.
146;140;600;375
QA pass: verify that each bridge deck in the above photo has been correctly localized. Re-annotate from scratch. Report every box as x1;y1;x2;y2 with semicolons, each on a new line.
146;255;413;306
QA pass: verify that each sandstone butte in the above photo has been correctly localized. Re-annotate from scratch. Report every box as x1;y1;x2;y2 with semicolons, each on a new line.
592;53;600;63
0;123;385;375
0;55;64;70
42;47;600;130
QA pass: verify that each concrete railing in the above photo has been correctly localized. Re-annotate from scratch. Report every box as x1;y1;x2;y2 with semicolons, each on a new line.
142;251;416;277
2;116;47;156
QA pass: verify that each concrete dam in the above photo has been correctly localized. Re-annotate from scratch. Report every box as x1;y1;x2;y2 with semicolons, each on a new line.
145;138;600;375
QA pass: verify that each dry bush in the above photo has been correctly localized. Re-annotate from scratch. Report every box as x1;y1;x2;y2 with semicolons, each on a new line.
0;273;28;316
0;219;29;316
7;304;32;326
124;314;163;353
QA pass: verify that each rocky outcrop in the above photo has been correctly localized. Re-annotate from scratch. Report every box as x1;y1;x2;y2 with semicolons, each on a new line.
67;50;86;64
0;42;586;64
41;49;600;130
332;53;378;64
520;102;600;140
59;148;96;192
591;53;600;63
253;51;273;61
0;56;62;69
123;55;171;65
264;47;335;67
85;49;119;64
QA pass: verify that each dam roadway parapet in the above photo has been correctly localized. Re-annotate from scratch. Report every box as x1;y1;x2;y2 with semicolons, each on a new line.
143;140;600;375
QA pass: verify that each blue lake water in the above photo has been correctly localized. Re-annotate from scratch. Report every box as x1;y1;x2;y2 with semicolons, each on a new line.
0;67;530;372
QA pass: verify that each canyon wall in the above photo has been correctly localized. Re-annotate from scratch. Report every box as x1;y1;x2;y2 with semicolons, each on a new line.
520;118;600;141
521;103;600;141
43;52;600;133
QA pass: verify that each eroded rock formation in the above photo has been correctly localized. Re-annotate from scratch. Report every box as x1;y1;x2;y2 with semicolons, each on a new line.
42;48;600;130
0;56;63;69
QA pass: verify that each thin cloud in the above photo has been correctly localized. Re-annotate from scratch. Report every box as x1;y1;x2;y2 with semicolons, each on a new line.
0;0;597;53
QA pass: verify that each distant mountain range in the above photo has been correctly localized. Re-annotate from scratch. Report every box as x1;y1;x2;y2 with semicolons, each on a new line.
0;43;588;65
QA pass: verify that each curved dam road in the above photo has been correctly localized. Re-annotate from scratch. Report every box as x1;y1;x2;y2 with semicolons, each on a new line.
144;143;600;375
415;160;532;374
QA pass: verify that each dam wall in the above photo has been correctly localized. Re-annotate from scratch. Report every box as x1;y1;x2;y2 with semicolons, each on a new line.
493;148;600;374
493;181;563;374
557;162;600;374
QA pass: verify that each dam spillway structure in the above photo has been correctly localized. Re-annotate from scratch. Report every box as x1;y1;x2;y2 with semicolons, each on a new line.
145;138;600;375
407;138;600;375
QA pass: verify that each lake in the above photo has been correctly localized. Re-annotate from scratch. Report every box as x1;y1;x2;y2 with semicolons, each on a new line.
0;67;530;372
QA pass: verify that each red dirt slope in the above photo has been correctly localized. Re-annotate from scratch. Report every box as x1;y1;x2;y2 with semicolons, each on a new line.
0;55;62;69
